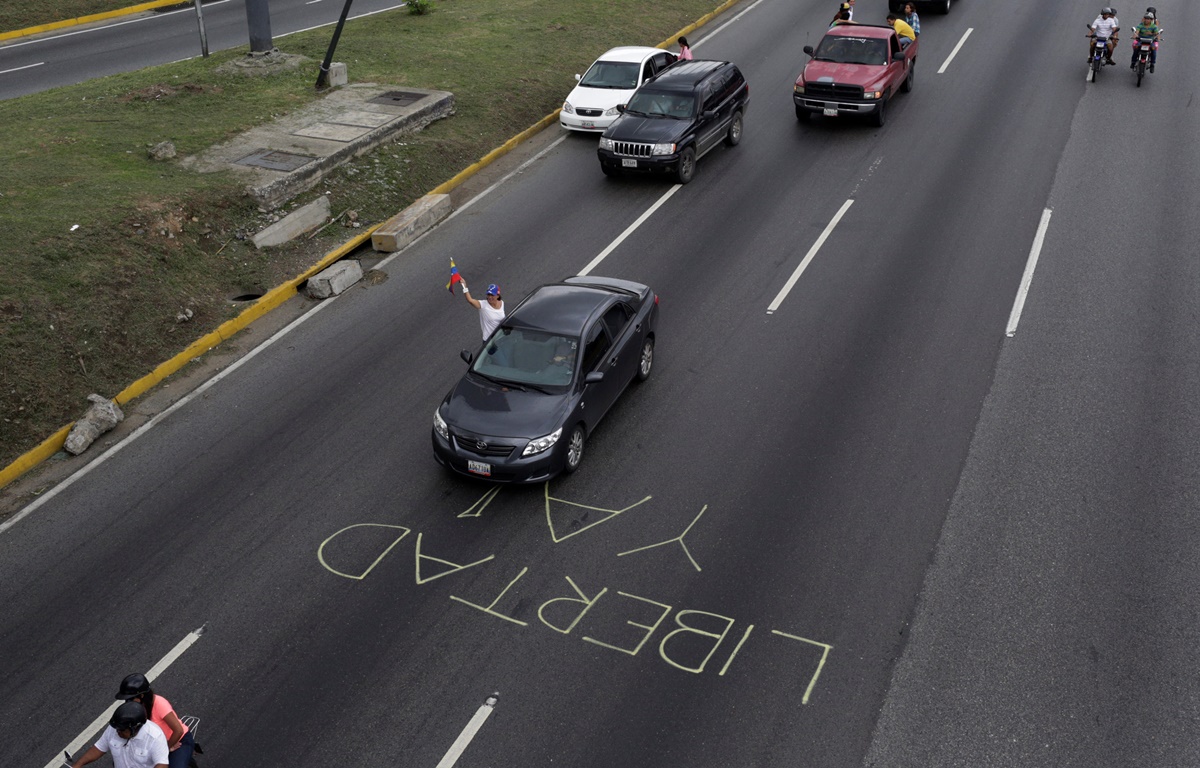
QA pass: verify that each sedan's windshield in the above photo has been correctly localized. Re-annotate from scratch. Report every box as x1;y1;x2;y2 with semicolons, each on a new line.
579;61;640;89
472;328;580;390
624;90;695;118
813;36;888;65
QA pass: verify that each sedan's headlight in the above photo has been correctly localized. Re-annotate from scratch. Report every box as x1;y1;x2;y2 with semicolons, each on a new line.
599;137;615;151
433;409;449;440
522;427;562;457
604;105;621;116
651;143;676;156
562;101;575;114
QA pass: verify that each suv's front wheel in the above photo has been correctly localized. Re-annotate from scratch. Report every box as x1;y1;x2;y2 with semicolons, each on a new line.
725;111;743;146
675;147;696;184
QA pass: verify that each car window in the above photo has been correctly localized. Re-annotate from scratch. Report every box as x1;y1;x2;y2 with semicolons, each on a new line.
473;327;580;388
581;323;613;373
600;304;631;340
701;81;721;113
641;61;655;83
626;89;695;118
890;35;901;58
814;36;888;66
653;53;676;73
579;61;641;89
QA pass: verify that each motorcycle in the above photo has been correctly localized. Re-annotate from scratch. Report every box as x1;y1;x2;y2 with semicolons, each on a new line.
1089;35;1111;81
63;716;203;768
1131;26;1163;87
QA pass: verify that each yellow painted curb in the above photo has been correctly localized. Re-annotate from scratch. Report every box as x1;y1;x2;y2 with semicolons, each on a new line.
0;0;187;42
0;0;740;493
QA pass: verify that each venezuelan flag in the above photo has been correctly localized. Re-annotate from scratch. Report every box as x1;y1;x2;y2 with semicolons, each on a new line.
446;259;462;293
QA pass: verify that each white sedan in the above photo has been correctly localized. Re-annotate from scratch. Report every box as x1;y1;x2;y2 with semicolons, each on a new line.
560;46;679;133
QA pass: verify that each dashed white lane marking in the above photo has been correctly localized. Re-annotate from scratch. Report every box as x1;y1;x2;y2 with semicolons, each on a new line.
45;625;206;768
578;184;683;276
767;199;854;314
2;0;232;50
0;61;45;75
1005;207;1053;337
435;693;499;768
938;27;973;74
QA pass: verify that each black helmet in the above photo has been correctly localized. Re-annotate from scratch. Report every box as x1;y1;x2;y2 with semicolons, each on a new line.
1145;6;1156;16
110;701;148;733
115;673;151;701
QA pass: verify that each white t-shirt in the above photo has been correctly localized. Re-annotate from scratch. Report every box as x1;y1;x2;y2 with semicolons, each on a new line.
479;301;506;340
94;721;169;768
1091;16;1119;38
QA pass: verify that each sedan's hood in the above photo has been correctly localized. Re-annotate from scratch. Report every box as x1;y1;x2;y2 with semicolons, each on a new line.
442;374;572;440
603;115;688;144
566;84;635;111
803;60;885;86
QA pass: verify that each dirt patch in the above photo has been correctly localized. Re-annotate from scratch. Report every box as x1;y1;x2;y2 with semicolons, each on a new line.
117;83;222;102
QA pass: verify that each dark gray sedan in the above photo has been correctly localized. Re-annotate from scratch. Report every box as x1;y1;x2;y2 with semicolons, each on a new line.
433;276;658;483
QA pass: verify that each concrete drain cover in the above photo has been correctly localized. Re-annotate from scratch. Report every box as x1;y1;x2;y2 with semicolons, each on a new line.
234;150;317;171
369;91;426;107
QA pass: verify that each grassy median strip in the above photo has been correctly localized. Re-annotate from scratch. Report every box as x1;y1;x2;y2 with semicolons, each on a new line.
0;0;723;470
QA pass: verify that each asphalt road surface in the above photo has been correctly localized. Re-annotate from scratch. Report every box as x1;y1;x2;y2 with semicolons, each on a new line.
0;0;406;100
4;0;1200;766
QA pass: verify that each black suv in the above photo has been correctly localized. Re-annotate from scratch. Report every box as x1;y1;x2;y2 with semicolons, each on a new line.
597;60;749;184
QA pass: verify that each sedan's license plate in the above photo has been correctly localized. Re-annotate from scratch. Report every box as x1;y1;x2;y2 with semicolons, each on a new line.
622;158;638;168
823;107;838;117
582;121;595;129
468;460;492;476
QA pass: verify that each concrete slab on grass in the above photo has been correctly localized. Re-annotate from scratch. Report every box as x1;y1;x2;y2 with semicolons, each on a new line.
372;194;452;253
252;195;331;249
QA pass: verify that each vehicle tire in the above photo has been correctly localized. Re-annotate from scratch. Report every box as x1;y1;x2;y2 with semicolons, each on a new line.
675;147;696;184
725;111;743;146
601;162;621;177
900;63;914;93
795;105;810;121
872;97;887;127
1137;61;1145;87
636;337;655;382
563;424;586;474
938;0;952;14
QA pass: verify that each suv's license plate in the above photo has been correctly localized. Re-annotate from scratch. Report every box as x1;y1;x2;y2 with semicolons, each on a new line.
468;460;492;476
622;158;638;168
823;107;838;117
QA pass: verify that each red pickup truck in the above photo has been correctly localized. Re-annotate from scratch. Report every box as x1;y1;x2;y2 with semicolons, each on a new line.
793;24;918;127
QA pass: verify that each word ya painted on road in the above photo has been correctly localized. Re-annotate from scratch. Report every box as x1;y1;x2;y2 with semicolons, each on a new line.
318;524;832;704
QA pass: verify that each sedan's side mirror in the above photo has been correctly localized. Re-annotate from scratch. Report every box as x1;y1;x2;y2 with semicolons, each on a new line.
460;350;473;365
584;371;605;384
803;45;815;57
575;73;582;81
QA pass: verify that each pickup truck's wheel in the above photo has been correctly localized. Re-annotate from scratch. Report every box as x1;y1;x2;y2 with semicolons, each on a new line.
675;147;696;184
938;0;952;13
872;97;888;127
563;424;586;473
795;105;810;121
725;111;743;146
600;162;621;178
900;63;914;93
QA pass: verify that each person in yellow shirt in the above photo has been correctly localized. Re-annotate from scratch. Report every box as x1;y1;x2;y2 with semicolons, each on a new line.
886;13;917;47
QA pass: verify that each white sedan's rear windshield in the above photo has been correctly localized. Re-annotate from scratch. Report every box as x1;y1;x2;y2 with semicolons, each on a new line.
814;36;888;65
473;328;579;389
580;61;640;89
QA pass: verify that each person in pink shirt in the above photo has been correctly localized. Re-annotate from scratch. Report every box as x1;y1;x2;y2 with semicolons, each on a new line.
678;36;693;60
115;673;194;768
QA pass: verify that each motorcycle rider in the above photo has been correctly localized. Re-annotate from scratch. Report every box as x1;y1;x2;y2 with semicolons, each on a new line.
1088;7;1120;65
114;673;195;768
1129;10;1161;71
71;701;168;768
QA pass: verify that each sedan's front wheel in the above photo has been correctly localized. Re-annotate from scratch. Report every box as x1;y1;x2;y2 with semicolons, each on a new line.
563;424;586;474
636;337;655;382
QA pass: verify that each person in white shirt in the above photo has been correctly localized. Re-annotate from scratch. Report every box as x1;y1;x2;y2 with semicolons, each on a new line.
461;281;506;341
72;701;169;768
1088;7;1120;64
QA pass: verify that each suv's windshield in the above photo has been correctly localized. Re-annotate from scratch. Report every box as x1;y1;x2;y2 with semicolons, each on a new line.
472;328;580;390
624;90;695;118
579;61;640;89
813;36;888;65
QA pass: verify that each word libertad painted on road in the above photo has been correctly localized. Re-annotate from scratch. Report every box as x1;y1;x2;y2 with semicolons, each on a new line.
316;483;832;705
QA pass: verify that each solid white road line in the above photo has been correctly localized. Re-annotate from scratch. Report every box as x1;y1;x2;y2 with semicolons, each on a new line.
694;0;770;48
938;28;973;74
435;694;499;768
767;199;854;314
45;626;207;768
1005;207;1053;337
578;185;683;276
0;62;45;75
